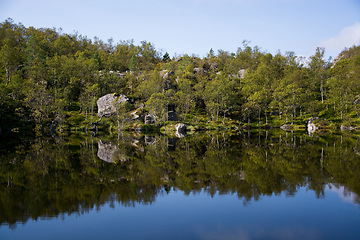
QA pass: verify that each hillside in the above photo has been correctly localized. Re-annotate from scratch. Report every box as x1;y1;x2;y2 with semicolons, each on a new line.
1;19;360;135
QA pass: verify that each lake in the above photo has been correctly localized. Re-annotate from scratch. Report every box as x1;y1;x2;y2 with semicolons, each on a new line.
1;130;360;240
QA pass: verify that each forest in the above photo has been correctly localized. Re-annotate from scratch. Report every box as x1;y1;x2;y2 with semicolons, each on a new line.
1;18;360;135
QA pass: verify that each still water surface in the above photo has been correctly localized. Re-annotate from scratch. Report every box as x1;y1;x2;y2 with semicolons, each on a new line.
1;130;360;240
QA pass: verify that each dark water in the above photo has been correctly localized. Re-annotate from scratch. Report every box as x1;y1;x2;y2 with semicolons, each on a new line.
1;130;360;240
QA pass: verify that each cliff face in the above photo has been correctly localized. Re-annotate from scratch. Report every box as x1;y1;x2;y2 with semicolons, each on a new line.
331;45;360;68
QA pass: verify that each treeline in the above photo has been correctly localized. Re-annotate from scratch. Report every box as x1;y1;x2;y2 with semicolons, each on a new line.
1;18;360;132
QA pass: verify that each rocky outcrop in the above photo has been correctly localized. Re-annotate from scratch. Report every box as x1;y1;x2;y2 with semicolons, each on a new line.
99;70;126;78
110;71;126;78
210;63;219;70
130;103;144;120
229;69;247;79
193;68;208;74
175;123;187;138
330;54;345;69
203;62;218;70
354;97;360;105
144;113;156;124
97;94;129;117
238;69;246;79
160;70;175;79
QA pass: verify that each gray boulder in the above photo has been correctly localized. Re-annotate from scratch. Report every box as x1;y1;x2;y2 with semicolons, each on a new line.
229;69;246;79
307;117;319;135
115;72;126;78
161;70;175;79
203;62;218;70
210;63;219;70
99;70;126;78
97;94;129;117
144;113;156;124
130;103;144;120
229;74;237;78
238;69;246;79
330;54;344;68
160;70;167;77
175;123;187;138
193;68;208;74
354;97;360;105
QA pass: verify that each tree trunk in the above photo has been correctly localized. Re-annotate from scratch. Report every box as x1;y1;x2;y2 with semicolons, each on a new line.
5;62;9;85
258;108;261;127
91;95;95;124
340;95;343;120
321;79;324;103
265;111;268;125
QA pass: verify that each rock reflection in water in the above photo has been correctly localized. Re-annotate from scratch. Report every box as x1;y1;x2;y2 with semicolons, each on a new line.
144;135;156;145
97;139;127;163
98;136;153;163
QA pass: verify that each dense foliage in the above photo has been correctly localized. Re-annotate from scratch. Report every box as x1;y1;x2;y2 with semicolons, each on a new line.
1;18;360;133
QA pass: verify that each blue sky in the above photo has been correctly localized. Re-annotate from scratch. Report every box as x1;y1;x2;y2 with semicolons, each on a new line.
1;0;359;60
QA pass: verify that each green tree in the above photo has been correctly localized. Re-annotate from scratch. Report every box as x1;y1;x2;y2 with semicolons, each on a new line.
145;92;168;125
204;74;236;123
162;52;170;62
128;56;136;71
175;77;194;121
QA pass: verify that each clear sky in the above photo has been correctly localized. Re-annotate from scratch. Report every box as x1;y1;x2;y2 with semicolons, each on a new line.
1;0;359;60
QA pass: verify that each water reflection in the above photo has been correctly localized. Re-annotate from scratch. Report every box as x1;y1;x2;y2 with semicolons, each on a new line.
97;139;128;163
1;130;360;229
326;184;360;204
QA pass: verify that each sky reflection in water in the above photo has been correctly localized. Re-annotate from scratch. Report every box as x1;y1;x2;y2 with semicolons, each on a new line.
1;186;360;240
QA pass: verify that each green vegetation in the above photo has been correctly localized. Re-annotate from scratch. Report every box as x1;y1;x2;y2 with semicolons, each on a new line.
1;18;360;135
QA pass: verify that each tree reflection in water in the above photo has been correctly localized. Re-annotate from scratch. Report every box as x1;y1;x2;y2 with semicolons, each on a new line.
0;130;359;228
